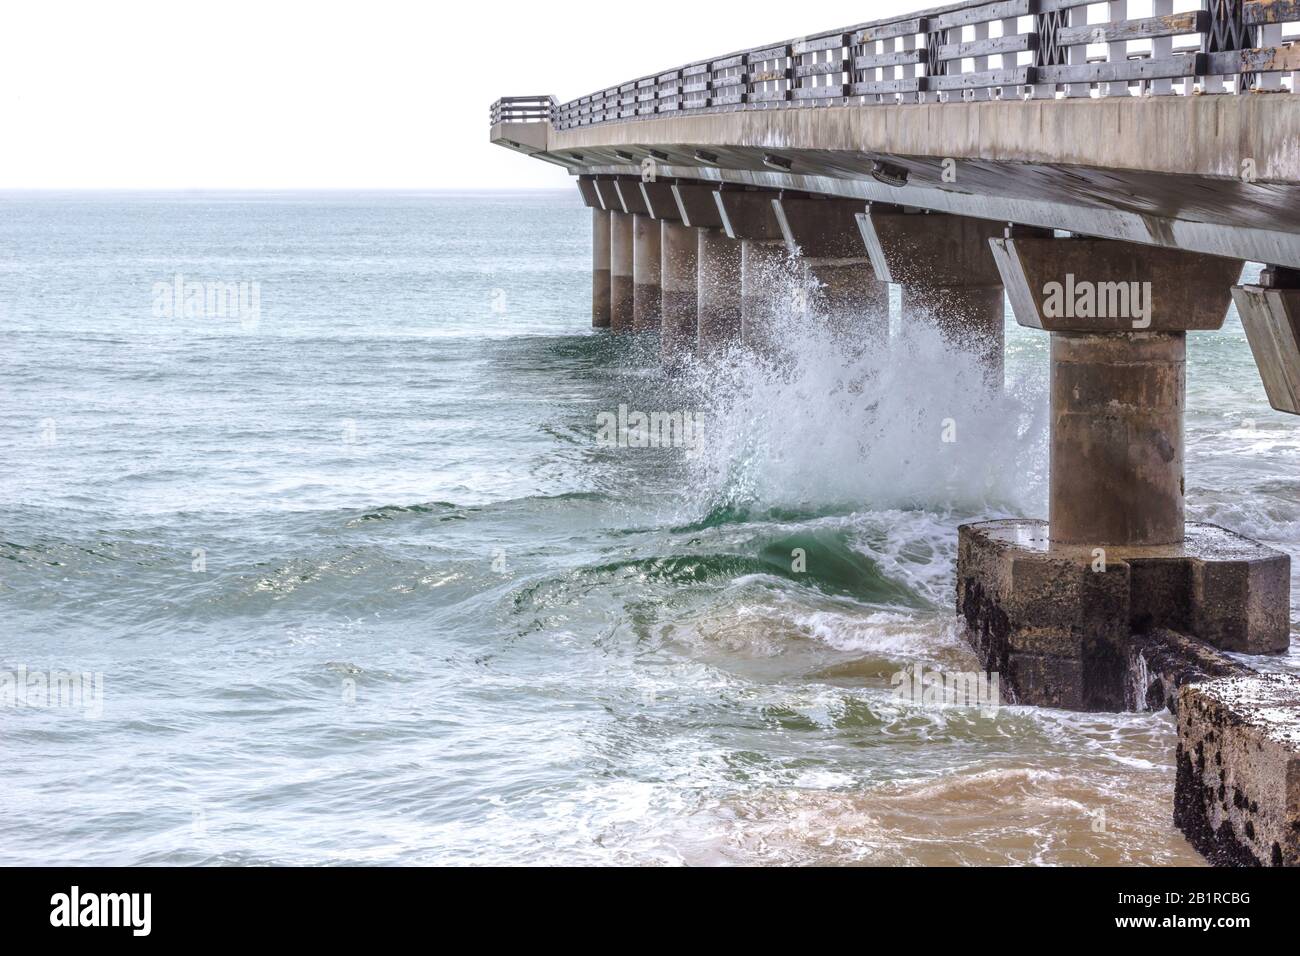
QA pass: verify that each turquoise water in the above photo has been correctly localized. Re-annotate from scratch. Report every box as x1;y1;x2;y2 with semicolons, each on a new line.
0;190;1295;865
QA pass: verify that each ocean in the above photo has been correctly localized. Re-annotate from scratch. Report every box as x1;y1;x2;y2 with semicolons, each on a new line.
1;190;1296;865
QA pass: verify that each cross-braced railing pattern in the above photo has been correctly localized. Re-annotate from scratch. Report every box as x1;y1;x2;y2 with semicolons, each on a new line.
490;0;1300;129
489;95;556;125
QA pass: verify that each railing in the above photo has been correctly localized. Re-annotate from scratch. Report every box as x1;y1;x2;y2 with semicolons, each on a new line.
489;95;556;125
492;0;1300;130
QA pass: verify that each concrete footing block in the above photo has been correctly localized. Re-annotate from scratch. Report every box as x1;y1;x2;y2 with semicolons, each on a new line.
1175;675;1300;867
957;519;1290;710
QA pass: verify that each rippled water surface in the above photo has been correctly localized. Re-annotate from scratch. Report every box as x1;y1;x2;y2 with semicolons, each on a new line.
1;191;1297;865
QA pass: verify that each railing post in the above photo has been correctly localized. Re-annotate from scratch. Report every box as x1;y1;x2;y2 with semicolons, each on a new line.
1065;4;1089;98
1105;0;1129;97
1032;10;1061;99
970;21;991;101
1001;15;1022;100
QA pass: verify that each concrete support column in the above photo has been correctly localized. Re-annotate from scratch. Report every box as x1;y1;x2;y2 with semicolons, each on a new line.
672;183;738;356
990;236;1245;546
632;213;662;333
1050;331;1185;546
774;197;888;342
714;189;787;350
857;210;1009;384
609;210;634;333
591;209;611;328
957;235;1288;719
661;219;698;367
576;176;611;329
696;227;742;355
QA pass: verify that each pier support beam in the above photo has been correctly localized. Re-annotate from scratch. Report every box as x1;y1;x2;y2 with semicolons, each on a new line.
957;236;1287;713
715;189;789;350
856;210;1009;382
1232;266;1300;415
632;213;662;333
661;220;698;368
774;197;888;341
609;210;634;334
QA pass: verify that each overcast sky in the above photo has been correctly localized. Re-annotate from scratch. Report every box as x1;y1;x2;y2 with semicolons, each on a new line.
0;0;914;189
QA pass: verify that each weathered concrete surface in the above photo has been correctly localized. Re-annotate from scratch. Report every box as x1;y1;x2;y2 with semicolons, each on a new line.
697;227;742;354
1050;332;1186;547
632;212;662;333
660;219;698;367
991;236;1243;332
957;519;1290;709
638;180;681;222
671;183;725;230
1128;628;1250;715
498;95;1300;267
1233;280;1300;415
857;209;1006;380
774;197;887;340
714;189;783;243
591;209;611;328
1176;675;1300;867
609;210;634;333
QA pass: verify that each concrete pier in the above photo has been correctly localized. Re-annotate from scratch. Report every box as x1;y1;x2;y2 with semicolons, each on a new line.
857;210;1008;382
492;9;1300;862
1050;332;1185;547
958;236;1289;713
774;197;887;342
632;213;662;333
609;210;634;334
696;227;742;355
577;177;611;328
591;209;611;328
670;183;739;355
715;190;789;350
660;219;698;368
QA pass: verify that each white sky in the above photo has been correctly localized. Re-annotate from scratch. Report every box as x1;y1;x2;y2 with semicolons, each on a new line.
0;0;914;189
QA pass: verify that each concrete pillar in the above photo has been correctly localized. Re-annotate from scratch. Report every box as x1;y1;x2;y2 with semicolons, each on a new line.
672;183;738;355
576;176;611;329
856;209;1010;384
696;227;742;355
632;213;662;333
991;235;1246;547
1050;331;1185;546
714;189;788;349
661;219;698;367
592;209;611;328
773;197;888;342
609;210;634;333
957;236;1290;716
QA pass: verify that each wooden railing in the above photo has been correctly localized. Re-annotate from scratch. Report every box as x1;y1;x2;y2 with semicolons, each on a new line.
489;95;556;125
491;0;1300;130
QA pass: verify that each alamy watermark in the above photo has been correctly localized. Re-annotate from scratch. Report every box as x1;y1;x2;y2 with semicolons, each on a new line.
1042;274;1152;329
891;664;1000;716
595;403;704;451
1;666;104;718
152;273;261;330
